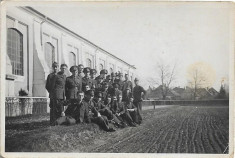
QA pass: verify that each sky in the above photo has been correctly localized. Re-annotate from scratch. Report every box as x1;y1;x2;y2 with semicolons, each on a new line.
33;2;231;91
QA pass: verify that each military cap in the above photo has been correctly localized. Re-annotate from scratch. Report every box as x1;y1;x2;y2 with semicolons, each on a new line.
111;72;116;77
100;69;108;74
85;89;94;96
83;67;91;73
52;62;59;68
91;69;97;74
69;66;78;72
134;78;139;81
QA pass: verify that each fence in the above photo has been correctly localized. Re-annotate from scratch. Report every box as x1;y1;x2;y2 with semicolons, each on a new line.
5;97;49;117
5;97;229;117
142;99;229;109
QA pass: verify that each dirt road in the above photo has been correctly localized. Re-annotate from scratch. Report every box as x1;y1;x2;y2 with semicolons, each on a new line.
5;105;229;153
83;105;229;153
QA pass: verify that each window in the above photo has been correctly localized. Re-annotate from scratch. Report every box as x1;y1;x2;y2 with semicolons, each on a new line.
99;64;104;71
69;52;76;66
86;58;92;68
7;28;24;76
44;42;55;68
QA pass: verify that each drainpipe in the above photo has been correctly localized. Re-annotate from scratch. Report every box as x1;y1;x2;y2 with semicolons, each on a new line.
40;17;47;46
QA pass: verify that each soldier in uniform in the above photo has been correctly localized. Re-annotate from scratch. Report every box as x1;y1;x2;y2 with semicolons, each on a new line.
122;87;132;103
46;62;59;125
64;90;85;124
123;73;133;93
126;96;140;124
96;69;108;81
110;83;122;99
95;75;104;91
101;82;110;101
90;69;97;90
50;64;67;125
81;90;116;132
118;72;124;91
111;95;136;127
77;64;84;78
82;67;93;92
133;78;146;123
65;66;82;100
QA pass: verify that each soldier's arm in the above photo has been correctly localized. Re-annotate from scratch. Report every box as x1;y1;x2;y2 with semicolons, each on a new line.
45;74;50;92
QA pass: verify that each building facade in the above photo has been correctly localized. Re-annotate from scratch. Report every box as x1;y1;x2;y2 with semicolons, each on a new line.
5;7;136;97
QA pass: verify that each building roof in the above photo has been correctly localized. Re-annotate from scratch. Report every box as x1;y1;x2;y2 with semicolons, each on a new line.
20;6;136;70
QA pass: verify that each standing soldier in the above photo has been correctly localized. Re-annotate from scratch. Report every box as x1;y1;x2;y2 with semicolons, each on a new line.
65;66;82;100
133;78;146;123
123;74;133;93
90;69;97;90
96;69;108;82
82;67;93;92
118;72;124;91
77;64;84;78
110;83;122;99
46;62;59;125
50;64;67;125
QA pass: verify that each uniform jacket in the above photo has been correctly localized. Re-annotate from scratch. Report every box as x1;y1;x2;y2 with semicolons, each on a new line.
51;71;66;100
82;77;93;91
111;101;126;115
65;75;82;99
125;102;137;110
110;88;122;98
65;100;83;122
90;78;97;90
133;85;146;102
81;99;99;123
123;80;133;92
45;72;57;98
122;91;132;103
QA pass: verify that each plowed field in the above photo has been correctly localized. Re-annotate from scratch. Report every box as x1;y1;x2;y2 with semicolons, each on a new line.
5;105;229;153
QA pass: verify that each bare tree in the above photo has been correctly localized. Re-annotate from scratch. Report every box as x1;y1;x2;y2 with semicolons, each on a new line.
148;60;178;100
186;62;215;100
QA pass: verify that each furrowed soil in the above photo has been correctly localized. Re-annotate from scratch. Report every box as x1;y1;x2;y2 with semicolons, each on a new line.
5;105;229;153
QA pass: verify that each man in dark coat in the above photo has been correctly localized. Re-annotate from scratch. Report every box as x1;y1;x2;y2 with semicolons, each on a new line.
123;74;133;93
65;66;82;100
77;64;84;78
126;96;140;124
110;83;122;99
81;90;116;132
111;94;136;127
82;67;93;92
122;87;132;103
90;69;97;90
95;69;108;82
50;64;67;125
133;78;146;122
46;62;58;125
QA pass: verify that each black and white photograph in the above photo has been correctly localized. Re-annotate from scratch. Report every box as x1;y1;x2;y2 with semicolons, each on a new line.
1;1;234;157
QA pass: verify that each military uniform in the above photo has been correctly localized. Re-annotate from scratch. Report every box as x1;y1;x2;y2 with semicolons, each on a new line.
50;71;67;125
65;75;82;99
82;77;93;92
46;72;57;125
81;99;115;132
111;100;136;127
125;101;140;124
123;80;133;92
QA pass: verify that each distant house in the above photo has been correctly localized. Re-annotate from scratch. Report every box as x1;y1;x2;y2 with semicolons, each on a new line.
146;85;218;100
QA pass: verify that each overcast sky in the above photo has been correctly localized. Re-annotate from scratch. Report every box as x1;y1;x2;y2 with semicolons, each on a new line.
33;2;231;91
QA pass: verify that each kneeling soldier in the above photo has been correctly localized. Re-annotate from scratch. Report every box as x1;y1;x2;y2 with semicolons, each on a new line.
111;95;136;127
82;90;116;132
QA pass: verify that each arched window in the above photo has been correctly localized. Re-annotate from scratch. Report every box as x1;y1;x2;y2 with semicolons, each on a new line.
69;52;76;66
44;42;55;68
99;64;104;71
7;28;24;75
86;58;92;68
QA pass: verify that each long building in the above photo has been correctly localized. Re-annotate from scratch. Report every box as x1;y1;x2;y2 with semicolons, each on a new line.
5;6;136;97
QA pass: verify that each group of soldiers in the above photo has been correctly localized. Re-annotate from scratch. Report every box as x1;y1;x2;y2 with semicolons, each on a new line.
46;62;146;132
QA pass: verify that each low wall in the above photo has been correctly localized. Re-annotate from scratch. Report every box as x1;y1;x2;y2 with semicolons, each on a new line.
5;97;49;117
142;99;229;109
